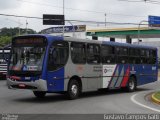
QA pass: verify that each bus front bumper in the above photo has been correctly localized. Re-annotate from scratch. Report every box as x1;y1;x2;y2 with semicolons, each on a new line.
7;78;47;91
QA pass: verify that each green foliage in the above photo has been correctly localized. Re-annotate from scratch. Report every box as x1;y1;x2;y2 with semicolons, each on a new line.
0;27;37;37
0;27;37;47
154;92;160;100
0;36;11;47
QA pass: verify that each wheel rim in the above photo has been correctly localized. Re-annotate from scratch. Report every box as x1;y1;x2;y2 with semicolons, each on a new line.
71;84;78;96
129;79;135;90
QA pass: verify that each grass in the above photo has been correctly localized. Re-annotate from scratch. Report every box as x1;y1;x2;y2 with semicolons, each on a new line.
154;92;160;100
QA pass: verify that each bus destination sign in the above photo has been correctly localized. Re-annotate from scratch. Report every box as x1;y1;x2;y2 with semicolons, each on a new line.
13;37;46;46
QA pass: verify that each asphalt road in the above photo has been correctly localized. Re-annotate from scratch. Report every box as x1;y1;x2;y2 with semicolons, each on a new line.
0;80;160;119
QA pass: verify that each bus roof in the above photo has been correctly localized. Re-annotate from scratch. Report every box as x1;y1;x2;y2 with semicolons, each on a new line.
64;36;157;50
14;34;157;50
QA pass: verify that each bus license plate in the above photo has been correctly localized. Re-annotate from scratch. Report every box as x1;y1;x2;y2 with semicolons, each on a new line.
25;77;30;80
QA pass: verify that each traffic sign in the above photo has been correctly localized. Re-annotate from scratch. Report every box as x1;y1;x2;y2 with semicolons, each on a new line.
148;15;160;27
43;14;65;25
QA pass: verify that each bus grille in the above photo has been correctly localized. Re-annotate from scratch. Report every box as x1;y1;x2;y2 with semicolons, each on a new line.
0;64;7;75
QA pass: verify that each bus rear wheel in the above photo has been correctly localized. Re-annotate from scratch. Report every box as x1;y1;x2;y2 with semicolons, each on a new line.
33;91;46;98
126;76;136;92
67;79;80;100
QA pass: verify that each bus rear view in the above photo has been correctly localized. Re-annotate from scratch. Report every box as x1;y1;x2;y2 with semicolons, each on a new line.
7;35;47;97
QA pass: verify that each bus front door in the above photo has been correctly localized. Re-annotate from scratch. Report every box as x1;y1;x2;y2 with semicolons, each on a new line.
46;41;68;92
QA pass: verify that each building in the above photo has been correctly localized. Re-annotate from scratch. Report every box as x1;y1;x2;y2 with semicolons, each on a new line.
40;25;86;39
86;27;160;43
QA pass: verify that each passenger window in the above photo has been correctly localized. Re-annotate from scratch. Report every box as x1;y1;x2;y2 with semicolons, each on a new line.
135;49;140;64
140;49;147;64
146;50;150;58
116;47;128;64
140;50;145;56
87;44;100;64
48;41;69;71
129;48;140;64
149;50;157;64
129;48;136;64
71;42;86;64
101;45;115;64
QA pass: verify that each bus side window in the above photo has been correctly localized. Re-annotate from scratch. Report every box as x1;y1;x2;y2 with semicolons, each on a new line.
146;50;150;64
87;44;100;64
101;45;115;64
71;42;86;64
149;50;157;64
140;49;148;64
116;47;128;64
135;49;140;64
48;41;69;71
129;48;140;64
129;48;135;64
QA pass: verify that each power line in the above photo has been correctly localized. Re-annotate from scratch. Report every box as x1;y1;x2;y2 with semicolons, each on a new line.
16;0;146;18
0;13;146;26
146;0;160;4
118;0;160;5
118;0;144;3
0;13;42;19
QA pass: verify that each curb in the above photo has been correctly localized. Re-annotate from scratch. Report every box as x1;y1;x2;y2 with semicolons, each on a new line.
151;93;160;104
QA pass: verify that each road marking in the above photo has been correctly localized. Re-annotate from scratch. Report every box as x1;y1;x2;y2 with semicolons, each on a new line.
131;93;160;113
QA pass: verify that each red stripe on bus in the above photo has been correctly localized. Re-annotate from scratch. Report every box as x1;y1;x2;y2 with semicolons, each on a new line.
121;67;130;87
10;76;21;80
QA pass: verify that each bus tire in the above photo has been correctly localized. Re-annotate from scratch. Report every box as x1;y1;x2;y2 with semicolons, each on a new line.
67;79;80;100
126;76;136;92
33;91;46;98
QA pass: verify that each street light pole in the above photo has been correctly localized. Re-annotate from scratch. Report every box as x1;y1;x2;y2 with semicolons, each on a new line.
137;20;148;44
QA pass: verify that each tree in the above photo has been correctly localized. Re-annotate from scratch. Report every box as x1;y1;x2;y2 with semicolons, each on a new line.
0;36;11;47
0;27;37;47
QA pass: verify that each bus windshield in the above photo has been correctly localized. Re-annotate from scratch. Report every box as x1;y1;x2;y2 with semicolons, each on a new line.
0;53;3;59
9;46;46;72
0;49;4;59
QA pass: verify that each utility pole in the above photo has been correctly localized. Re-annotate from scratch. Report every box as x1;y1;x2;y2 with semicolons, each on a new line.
137;20;148;44
25;19;28;34
68;21;75;37
62;0;65;36
105;13;107;27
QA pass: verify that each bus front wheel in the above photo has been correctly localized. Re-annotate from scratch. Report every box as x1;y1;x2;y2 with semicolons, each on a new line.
67;79;80;100
126;76;136;92
33;91;46;98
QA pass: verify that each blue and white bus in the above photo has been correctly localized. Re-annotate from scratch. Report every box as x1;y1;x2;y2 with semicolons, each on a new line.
7;34;158;99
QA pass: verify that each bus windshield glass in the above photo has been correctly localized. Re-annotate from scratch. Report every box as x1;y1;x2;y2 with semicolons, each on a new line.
0;53;3;58
9;46;46;72
9;37;46;73
4;49;11;60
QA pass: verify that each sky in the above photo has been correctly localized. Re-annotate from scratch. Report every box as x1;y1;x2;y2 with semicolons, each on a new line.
0;0;160;32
